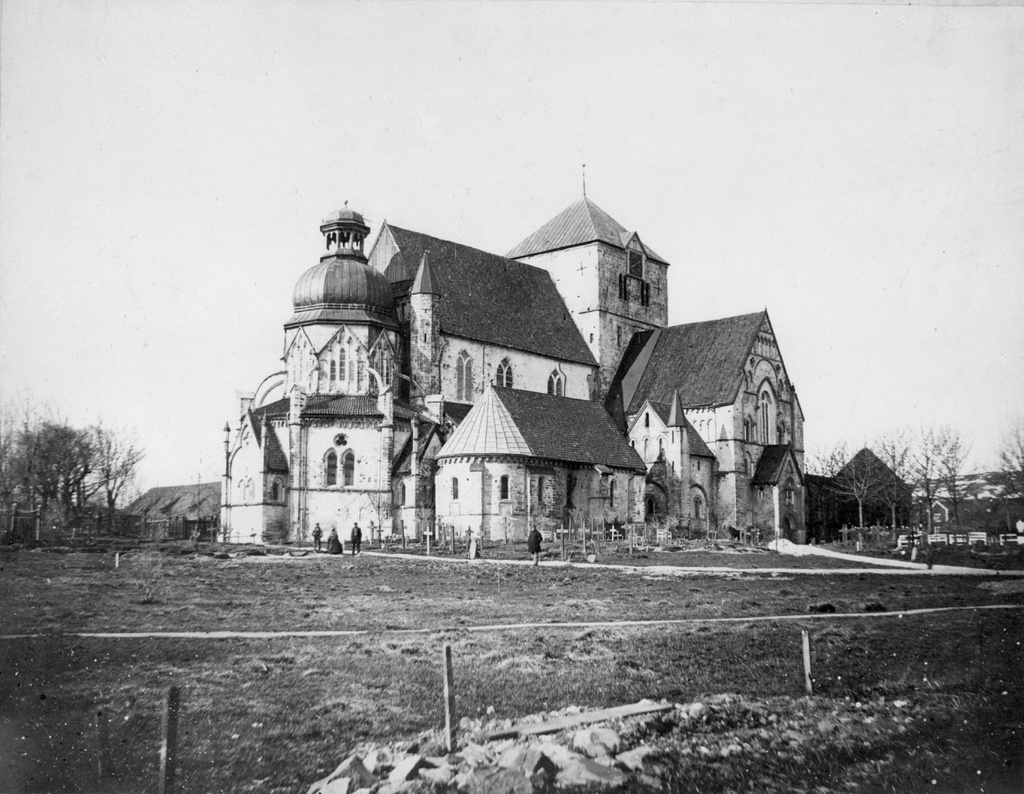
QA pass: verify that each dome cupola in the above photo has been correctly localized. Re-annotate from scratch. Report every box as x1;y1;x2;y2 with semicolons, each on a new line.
285;203;396;329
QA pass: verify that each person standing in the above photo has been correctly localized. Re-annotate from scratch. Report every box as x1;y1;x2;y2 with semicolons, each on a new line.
527;526;543;567
327;527;342;555
351;523;362;556
312;523;323;553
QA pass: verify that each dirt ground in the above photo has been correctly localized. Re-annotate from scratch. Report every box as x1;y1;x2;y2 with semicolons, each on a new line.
0;544;1021;793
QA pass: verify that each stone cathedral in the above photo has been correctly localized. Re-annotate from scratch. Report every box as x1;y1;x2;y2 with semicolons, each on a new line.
220;198;805;544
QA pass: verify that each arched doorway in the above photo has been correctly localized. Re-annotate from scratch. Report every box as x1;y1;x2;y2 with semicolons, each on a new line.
645;496;656;518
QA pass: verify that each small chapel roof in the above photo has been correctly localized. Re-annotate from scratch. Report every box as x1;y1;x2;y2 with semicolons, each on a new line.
250;394;418;422
438;387;646;472
751;445;803;486
373;225;595;366
607;311;767;418
505;197;670;264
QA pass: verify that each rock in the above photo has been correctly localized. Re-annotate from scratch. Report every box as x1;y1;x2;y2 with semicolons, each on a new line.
322;778;351;794
556;757;627;788
573;727;621;758
520;747;558;779
615;745;657;772
363;747;393;774
464;768;532;794
496;744;528;769
535;742;581;769
458;742;494;768
306;754;375;794
418;764;455;786
388;754;430;785
676;701;707;721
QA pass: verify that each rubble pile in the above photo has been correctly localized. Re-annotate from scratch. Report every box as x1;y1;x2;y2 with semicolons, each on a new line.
304;694;935;794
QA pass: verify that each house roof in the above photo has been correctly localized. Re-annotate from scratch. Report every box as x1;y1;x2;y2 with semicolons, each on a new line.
127;483;221;520
608;312;765;417
506;198;669;265
375;224;596;366
438;387;646;472
751;445;802;486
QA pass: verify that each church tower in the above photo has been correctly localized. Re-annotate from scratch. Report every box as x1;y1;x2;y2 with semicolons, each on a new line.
506;198;670;400
408;251;441;399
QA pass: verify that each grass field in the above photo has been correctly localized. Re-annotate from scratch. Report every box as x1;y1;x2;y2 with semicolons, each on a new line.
1;544;1021;793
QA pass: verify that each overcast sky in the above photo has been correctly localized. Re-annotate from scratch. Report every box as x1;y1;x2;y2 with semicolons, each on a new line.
1;0;1022;493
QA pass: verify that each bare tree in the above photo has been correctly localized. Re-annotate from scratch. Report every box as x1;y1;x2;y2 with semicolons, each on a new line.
936;427;972;531
91;424;145;525
833;447;883;529
873;430;913;530
805;441;848;478
994;417;1024;512
911;428;943;534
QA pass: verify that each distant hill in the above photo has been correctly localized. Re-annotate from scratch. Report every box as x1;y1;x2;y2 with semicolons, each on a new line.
127;482;221;520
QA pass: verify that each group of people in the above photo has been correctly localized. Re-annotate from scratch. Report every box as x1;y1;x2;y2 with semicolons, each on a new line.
310;522;545;566
311;523;361;556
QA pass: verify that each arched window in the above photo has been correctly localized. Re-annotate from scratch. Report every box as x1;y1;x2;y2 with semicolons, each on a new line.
452;477;459;500
325;450;338;486
342;451;355;487
644;413;650;428
271;479;280;501
537;477;544;505
499;475;509;500
547;371;564;397
610;479;616;507
330;360;337;381
456;351;473;402
643;438;649;462
495;359;513;389
745;454;753;476
399;482;406;505
759;389;774;444
694;496;703;520
785;478;795;506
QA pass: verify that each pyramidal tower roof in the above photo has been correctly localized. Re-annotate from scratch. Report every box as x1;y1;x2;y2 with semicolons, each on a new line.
411;251;438;295
506;197;669;264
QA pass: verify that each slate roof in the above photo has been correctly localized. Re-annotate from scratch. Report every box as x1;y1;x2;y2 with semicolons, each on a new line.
127;483;222;520
438;387;646;472
378;225;596;366
608;312;765;416
250;394;417;422
647;401;715;458
751;445;802;486
505;198;669;265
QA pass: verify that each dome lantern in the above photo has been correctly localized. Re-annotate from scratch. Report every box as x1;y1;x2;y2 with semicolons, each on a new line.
320;201;370;261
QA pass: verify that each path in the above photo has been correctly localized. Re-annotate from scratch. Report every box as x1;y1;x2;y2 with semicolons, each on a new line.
3;604;1020;641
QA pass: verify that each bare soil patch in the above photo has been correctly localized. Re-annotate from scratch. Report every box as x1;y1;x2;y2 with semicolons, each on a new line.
0;545;1020;793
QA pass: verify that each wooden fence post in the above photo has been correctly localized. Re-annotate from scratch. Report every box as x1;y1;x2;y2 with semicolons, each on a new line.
158;686;180;794
443;644;456;754
801;630;813;695
95;708;110;780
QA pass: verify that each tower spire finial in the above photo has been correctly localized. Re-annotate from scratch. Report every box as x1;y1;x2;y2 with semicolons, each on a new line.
582;164;586;198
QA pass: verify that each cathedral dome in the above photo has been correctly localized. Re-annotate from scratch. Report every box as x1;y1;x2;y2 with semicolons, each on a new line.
292;257;394;314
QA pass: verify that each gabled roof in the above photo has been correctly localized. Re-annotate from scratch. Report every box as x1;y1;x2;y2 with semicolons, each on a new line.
392;423;441;476
608;312;766;416
250;394;417;422
645;400;715;458
127;483;221;520
505;198;669;265
438;387;646;472
372;224;595;366
751;445;803;486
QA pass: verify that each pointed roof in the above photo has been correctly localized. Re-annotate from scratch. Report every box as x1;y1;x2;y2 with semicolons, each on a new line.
607;312;766;417
644;399;715;458
666;389;684;427
506;198;669;264
438;387;645;472
411;251;438;295
751;445;804;486
370;224;595;366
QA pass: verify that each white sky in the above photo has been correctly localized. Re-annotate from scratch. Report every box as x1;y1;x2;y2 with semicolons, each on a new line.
1;0;1022;491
